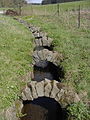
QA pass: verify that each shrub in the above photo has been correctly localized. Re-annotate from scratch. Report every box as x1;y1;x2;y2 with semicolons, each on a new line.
67;102;90;120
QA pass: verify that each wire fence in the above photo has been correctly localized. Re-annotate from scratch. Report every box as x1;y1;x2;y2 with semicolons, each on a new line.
21;2;90;29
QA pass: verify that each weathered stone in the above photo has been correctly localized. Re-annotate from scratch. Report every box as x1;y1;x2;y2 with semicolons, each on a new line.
30;26;40;33
33;49;59;67
47;37;53;46
38;50;44;60
55;89;65;102
34;39;40;47
44;82;52;97
22;86;33;100
50;80;60;98
33;32;41;38
51;52;58;63
28;81;38;99
5;105;18;120
36;81;44;97
57;85;80;108
42;36;48;46
44;78;51;83
21;92;27;101
46;51;53;61
33;51;40;60
39;32;47;38
39;38;43;46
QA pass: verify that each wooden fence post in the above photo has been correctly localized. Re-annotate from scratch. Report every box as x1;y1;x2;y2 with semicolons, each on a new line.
18;3;22;15
57;3;59;16
45;5;46;16
78;5;81;28
31;3;33;15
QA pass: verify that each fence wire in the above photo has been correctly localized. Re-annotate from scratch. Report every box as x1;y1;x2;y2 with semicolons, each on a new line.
22;3;90;29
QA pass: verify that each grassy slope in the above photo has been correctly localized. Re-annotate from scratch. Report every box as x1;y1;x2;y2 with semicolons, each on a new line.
0;15;33;110
22;1;90;15
23;1;90;98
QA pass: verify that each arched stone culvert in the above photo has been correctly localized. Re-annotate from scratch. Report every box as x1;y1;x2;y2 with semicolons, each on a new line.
33;49;62;68
21;79;80;108
33;62;64;82
9;19;80;120
20;97;68;120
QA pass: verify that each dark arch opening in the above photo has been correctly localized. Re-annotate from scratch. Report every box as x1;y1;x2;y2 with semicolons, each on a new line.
20;97;68;120
33;62;64;82
34;45;54;51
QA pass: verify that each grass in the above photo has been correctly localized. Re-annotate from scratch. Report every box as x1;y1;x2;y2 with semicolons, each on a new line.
0;15;33;110
22;0;90;99
22;1;90;16
0;0;90;118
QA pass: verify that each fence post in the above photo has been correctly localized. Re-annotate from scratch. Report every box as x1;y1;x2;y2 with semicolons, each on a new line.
78;5;80;28
45;5;46;16
18;3;22;15
31;3;33;15
57;3;59;16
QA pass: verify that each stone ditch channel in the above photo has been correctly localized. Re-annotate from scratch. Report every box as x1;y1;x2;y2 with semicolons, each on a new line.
4;19;80;120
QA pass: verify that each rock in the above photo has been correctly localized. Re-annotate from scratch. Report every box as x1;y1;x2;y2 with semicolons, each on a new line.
5;105;18;120
22;86;33;100
42;36;48;46
44;78;51;83
42;49;49;60
30;26;40;33
55;89;65;102
39;38;43;46
33;50;40;60
57;85;80;108
47;37;53;46
46;51;53;61
34;35;53;47
34;39;40;47
50;80;60;98
33;49;59;67
36;81;44;97
5;9;18;16
33;32;41;38
38;50;44;60
27;81;38;99
21;92;27;101
44;82;52;97
51;51;59;64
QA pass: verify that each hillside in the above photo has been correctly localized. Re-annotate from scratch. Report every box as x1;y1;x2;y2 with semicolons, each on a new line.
23;0;90;98
0;15;33;111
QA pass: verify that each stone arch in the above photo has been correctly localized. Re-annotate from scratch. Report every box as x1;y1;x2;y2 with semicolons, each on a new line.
33;49;61;68
21;79;80;108
33;48;64;82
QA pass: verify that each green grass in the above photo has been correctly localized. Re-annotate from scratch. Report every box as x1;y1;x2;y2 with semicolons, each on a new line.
0;15;33;110
22;1;90;16
23;0;90;98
